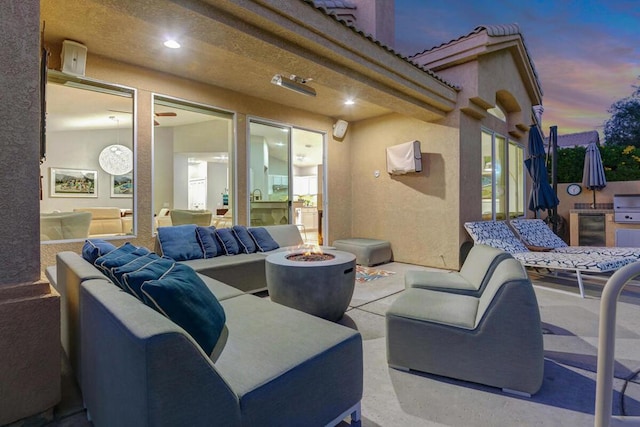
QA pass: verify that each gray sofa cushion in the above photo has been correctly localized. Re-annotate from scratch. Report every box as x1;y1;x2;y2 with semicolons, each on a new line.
216;294;363;426
197;273;244;301
182;254;267;293
259;224;303;247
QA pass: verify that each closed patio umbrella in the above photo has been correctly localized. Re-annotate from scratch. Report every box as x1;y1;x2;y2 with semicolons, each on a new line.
525;124;559;213
582;141;607;208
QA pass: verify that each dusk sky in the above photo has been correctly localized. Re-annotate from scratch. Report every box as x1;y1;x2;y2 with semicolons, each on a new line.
394;0;640;139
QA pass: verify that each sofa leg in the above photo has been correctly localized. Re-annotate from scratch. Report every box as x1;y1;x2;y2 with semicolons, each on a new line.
351;402;361;423
326;402;361;427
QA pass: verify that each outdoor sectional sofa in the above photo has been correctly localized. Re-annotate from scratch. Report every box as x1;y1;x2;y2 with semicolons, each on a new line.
155;224;305;293
47;225;363;426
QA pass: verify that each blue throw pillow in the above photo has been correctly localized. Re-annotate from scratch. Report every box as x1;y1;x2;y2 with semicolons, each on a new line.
111;253;161;291
94;243;150;283
82;239;117;264
232;225;257;254
140;263;226;355
157;225;204;261
215;228;241;255
248;227;280;252
196;226;222;258
121;257;176;299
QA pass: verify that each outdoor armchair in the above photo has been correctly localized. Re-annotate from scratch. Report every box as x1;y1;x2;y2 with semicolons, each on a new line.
405;244;512;296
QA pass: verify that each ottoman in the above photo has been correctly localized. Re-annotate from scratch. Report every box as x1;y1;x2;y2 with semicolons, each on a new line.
332;238;392;266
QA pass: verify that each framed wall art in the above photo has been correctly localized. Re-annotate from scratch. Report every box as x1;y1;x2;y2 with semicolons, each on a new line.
50;168;97;198
111;173;133;198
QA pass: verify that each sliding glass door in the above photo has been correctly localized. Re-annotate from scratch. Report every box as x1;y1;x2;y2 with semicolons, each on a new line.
248;120;325;244
248;121;291;226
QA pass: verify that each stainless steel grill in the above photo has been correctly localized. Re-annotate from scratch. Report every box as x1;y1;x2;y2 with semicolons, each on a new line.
613;194;640;223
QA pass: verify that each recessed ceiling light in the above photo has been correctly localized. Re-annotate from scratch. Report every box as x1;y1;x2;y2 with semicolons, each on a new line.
163;39;181;49
344;99;355;105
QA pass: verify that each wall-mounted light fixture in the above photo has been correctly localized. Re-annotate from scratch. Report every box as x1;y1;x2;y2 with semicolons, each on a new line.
271;74;316;97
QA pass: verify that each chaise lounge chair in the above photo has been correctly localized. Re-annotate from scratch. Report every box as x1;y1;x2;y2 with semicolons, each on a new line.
464;220;636;298
510;218;640;258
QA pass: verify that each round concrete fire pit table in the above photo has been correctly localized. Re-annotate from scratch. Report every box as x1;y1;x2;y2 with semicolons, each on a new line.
265;249;356;321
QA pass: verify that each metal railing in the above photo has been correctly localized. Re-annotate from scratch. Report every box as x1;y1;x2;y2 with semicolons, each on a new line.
595;261;640;427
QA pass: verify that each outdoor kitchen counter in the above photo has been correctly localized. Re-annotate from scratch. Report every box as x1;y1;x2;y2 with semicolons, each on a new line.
569;210;640;247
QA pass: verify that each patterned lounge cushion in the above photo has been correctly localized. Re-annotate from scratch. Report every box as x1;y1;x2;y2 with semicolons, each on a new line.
232;225;257;254
82;239;117;264
512;252;635;272
464;221;517;242
464;221;528;254
157;225;204;261
477;238;528;254
195;226;223;258
510;219;568;248
551;246;640;258
121;256;176;299
247;227;280;252
140;263;226;355
215;228;241;255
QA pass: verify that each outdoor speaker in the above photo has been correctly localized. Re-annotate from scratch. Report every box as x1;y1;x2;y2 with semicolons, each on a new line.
333;120;349;139
61;40;87;76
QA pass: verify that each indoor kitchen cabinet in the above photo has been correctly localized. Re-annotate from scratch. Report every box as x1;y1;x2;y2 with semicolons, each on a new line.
300;207;318;231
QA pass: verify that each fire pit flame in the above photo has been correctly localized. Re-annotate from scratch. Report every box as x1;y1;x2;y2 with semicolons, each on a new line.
287;245;335;262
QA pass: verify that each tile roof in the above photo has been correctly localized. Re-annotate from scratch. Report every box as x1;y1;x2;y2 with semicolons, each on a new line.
303;0;461;90
545;130;600;148
313;0;356;9
410;24;542;96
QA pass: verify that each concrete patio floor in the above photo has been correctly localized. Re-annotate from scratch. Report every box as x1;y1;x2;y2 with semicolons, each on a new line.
44;262;640;427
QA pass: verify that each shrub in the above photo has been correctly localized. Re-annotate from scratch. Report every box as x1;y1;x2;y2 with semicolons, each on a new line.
555;145;640;183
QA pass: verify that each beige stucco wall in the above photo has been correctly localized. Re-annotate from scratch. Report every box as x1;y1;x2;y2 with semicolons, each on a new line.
419;45;536;256
40;50;349;272
555;181;640;220
349;113;461;269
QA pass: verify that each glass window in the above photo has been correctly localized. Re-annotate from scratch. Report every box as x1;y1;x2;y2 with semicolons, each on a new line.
508;141;525;218
481;131;494;219
152;96;234;231
481;129;522;220
41;72;135;242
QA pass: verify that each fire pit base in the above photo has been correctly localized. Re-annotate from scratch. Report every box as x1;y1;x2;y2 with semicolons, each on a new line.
265;249;356;321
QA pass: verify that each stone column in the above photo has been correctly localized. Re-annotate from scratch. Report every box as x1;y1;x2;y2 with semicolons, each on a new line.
0;0;61;424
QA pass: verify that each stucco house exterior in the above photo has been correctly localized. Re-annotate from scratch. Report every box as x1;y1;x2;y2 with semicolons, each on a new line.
0;0;543;422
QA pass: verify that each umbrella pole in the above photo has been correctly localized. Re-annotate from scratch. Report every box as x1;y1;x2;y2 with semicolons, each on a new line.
592;189;596;209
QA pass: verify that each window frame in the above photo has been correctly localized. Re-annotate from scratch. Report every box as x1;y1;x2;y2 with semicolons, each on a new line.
481;127;525;221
